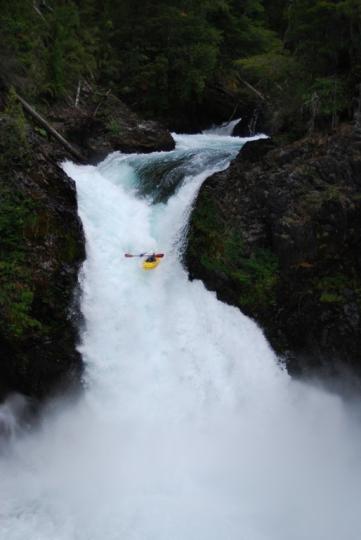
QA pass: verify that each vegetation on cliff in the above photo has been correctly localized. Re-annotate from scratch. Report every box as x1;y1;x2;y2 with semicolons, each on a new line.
0;106;85;400
1;1;360;131
188;193;279;312
0;93;38;340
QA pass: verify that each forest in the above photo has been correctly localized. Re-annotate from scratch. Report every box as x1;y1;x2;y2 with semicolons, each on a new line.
1;0;361;134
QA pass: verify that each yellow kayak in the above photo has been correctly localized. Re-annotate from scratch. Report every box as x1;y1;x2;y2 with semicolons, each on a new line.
142;257;161;270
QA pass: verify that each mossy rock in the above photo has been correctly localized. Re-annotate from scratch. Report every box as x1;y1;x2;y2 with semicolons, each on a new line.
188;190;280;315
0;112;85;401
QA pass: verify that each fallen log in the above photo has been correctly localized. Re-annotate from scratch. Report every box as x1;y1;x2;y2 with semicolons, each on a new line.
15;92;86;163
237;77;266;102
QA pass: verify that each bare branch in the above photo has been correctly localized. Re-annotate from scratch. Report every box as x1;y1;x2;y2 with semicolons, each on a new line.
32;1;49;25
75;79;82;107
237;76;266;102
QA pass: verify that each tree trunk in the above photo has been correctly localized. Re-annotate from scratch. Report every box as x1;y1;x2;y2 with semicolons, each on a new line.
237;77;266;102
15;92;86;163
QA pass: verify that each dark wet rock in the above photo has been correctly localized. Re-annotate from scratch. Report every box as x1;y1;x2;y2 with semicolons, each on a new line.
0;114;85;401
232;106;268;137
48;87;175;162
165;81;243;133
164;79;265;134
186;124;361;376
239;138;276;163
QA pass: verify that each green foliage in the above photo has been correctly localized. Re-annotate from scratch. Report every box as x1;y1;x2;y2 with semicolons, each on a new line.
0;114;31;172
286;0;361;76
0;186;42;338
304;77;348;117
0;261;42;337
34;127;47;138
0;0;360;127
4;87;21;118
234;0;361;134
236;49;302;95
263;0;289;36
189;192;279;311
232;248;279;309
4;87;28;143
108;119;121;137
46;3;98;98
315;274;361;305
236;48;309;136
320;291;343;303
0;0;46;96
0;0;286;118
108;1;223;115
209;0;279;66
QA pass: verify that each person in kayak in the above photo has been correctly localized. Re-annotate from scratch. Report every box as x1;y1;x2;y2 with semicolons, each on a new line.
145;253;157;263
124;252;164;260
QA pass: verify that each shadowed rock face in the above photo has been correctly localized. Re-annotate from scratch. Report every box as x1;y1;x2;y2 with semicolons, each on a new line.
48;89;175;162
186;124;361;376
0;115;85;401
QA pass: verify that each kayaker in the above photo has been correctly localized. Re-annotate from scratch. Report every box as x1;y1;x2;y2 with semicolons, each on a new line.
145;253;157;263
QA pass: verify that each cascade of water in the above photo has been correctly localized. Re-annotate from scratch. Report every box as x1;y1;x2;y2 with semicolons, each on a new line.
202;117;242;136
0;394;28;442
0;133;361;540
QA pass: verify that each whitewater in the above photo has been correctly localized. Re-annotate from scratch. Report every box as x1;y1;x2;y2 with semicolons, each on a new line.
1;131;361;540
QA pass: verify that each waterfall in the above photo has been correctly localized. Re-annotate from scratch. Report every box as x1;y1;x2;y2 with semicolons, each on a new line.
202;118;242;136
0;133;361;540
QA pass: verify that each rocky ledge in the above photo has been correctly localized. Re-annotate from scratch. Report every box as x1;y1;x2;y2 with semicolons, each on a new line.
47;86;175;162
186;125;361;376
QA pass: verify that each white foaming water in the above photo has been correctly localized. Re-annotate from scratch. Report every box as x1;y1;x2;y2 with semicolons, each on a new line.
0;395;27;442
202;117;242;136
1;133;361;540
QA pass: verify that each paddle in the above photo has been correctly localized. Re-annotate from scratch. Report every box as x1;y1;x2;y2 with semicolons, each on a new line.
124;253;164;258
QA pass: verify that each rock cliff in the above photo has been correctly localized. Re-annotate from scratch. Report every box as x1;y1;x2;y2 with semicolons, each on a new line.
0;115;85;400
186;125;361;375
